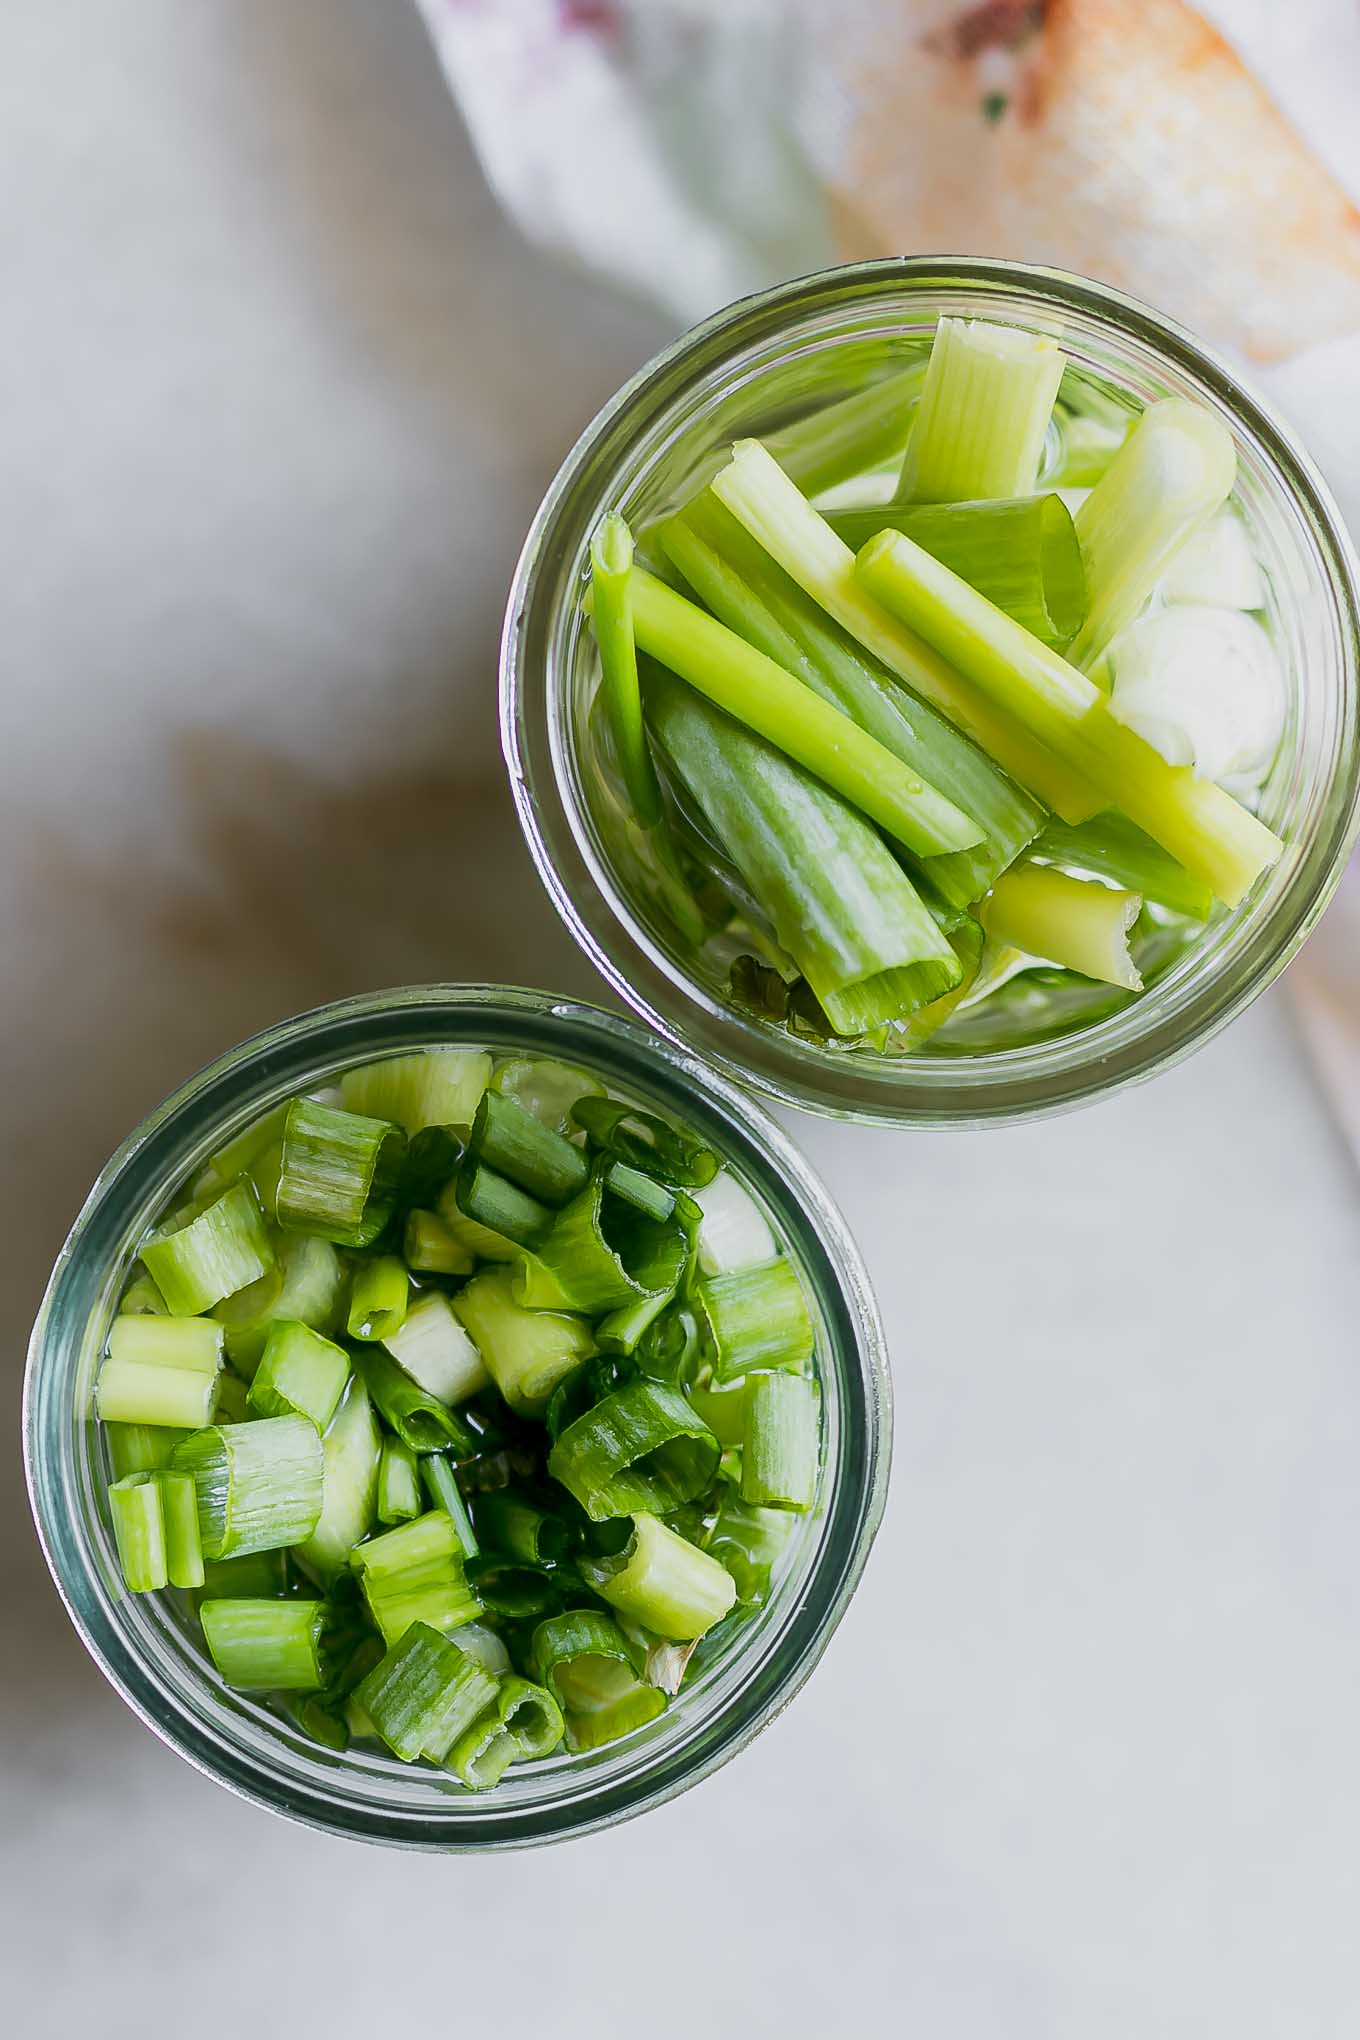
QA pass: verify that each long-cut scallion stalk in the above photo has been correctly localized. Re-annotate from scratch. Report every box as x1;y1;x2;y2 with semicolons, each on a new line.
825;494;1086;646
293;1376;382;1582
340;1050;493;1134
275;1097;406;1249
711;437;1103;822
247;1320;350;1431
590;512;662;828
659;493;1042;908
108;1473;169;1593
1031;813;1214;920
383;1289;488;1407
172;1415;324;1560
853;527;1283;907
981;864;1143;990
452;1266;596;1416
741;1373;819;1510
420;1451;480;1560
530;1608;667;1752
628;566;984;859
354;1619;499;1762
376;1434;423;1526
351;1510;482;1645
346;1255;409;1343
697;1257;815;1384
139;1180;275;1316
578;1512;736;1640
200;1597;328;1692
1069;399;1237;670
647;666;963;1034
764;360;927;497
898;317;1064;503
548;1376;721;1522
156;1468;206;1589
212;1232;343;1377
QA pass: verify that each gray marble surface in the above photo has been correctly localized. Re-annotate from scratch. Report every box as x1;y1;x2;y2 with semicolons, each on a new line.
5;5;1360;2034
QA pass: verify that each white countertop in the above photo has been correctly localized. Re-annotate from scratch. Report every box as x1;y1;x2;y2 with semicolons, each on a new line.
6;5;1360;2034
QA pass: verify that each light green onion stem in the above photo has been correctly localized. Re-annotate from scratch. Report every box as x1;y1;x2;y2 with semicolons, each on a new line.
697;1257;815;1383
981;864;1144;991
351;1510;481;1646
157;1468;206;1589
109;1474;168;1593
349;1344;478;1455
579;1512;737;1640
471;1090;589;1205
294;1377;382;1582
171;1415;324;1560
548;1376;721;1523
741;1373;819;1510
354;1620;499;1763
530;1608;667;1752
276;1097;406;1248
475;1494;572;1567
199;1598;328;1692
383;1289;488;1407
347;1254;409;1342
491;1057;604;1136
452;1266;595;1416
764;361;926;497
420;1452;480;1560
455;1155;551;1248
402;1209;475;1276
248;1320;350;1430
340;1050;493;1134
899;317;1064;503
448;1675;564;1789
590;513;662;827
212;1233;343;1377
140;1180;275;1316
106;1422;186;1479
376;1434;423;1526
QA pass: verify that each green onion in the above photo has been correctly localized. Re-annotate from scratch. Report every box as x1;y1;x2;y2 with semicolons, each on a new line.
213;1368;251;1423
590;512;663;828
659;492;1042;910
106;1314;225;1373
105;1421;186;1479
474;1493;572;1567
470;1089;590;1205
199;1549;287;1599
764;361;926;497
171;1416;324;1560
96;1325;224;1430
196;1102;290;1201
548;1376;721;1522
690;1169;776;1276
395;1122;465;1209
451;1623;512;1676
741;1373;819;1510
899;317;1064;503
454;1154;551;1248
463;1558;560;1621
452;1266;596;1416
647;667;963;1034
491;1057;604;1135
630;565;984;859
156;1468;206;1589
293;1376;382;1582
705;1490;793;1607
684;1381;748;1447
514;1170;685;1317
200;1598;328;1691
108;1474;168;1593
383;1289;488;1406
351;1510;481;1646
853;528;1283;907
448;1675;564;1789
117;1273;167;1317
826;494;1086;646
349;1344;477;1455
376;1435;423;1525
402;1209;475;1276
530;1608;667;1752
212;1232;344;1377
579;1512;736;1639
275;1097;406;1248
1031;813;1214;920
420;1452;480;1560
140;1180;275;1316
711;437;1103;823
981;864;1143;991
346;1254;409;1342
1070;398;1237;670
697;1258;814;1383
340;1050;493;1134
247;1320;351;1431
570;1095;719;1190
434;1178;520;1263
354;1619;499;1762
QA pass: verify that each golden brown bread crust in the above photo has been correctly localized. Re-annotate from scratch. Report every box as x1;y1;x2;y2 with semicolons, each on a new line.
833;0;1360;362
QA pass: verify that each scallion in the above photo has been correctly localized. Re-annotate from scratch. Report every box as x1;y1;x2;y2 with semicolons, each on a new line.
275;1097;406;1248
293;1377;382;1583
355;1619;500;1763
981;864;1144;991
899;317;1064;503
697;1257;814;1383
590;512;663;828
171;1415;324;1560
156;1468;206;1589
548;1376;720;1522
200;1598;328;1692
340;1050;493;1134
452;1266;596;1416
346;1255;409;1343
383;1289;488;1407
108;1473;169;1593
376;1434;423;1526
402;1209;475;1276
350;1510;481;1645
349;1343;478;1455
530;1607;667;1752
579;1512;736;1640
139;1179;275;1317
741;1372;819;1511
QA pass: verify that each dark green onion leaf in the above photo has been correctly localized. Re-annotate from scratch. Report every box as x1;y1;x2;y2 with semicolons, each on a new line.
569;1097;720;1189
548;1377;721;1523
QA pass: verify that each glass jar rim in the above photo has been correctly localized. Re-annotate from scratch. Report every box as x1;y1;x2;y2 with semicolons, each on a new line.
24;983;891;1849
500;256;1360;1126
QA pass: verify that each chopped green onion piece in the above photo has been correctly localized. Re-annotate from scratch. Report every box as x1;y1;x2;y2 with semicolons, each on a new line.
685;1381;748;1448
474;1493;572;1567
402;1208;475;1276
340;1050;493;1134
346;1254;409;1342
514;1170;685;1317
171;1416;324;1560
690;1169;776;1277
200;1597;328;1692
452;1622;512;1676
117;1273;167;1316
139;1180;274;1317
106;1314;225;1374
491;1057;604;1135
355;1620;499;1762
275;1097;406;1248
213;1368;251;1423
448;1674;564;1789
288;1694;349;1752
530;1608;667;1752
981;864;1143;991
420;1452;480;1559
648;669;962;1033
697;1258;814;1384
376;1435;423;1525
434;1178;520;1263
383;1289;488;1406
105;1421;186;1479
351;1511;481;1646
454;1155;550;1248
212;1232;344;1377
764;361;926;497
199;1549;287;1599
590;512;663;828
248;1320;350;1430
579;1512;736;1639
570;1096;719;1190
596;1283;677;1357
630;566;984;859
293;1377;382;1582
548;1376;721;1522
826;494;1086;646
199;1102;290;1198
711;437;1102;822
899;317;1064;503
705;1491;793;1607
1070;399;1237;670
470;1089;589;1205
108;1473;168;1593
741;1373;819;1510
1031;813;1214;920
156;1468;206;1589
853;527;1283;908
96;1349;223;1430
349;1344;478;1455
396;1124;465;1210
452;1266;596;1417
463;1557;560;1621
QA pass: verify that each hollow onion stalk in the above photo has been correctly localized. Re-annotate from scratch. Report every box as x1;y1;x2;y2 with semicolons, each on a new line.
763;361;926;496
1033;814;1214;920
697;1257;815;1383
293;1377;382;1582
276;1098;406;1249
351;1510;481;1645
354;1620;499;1763
212;1233;343;1377
248;1320;350;1430
346;1255;409;1343
108;1473;169;1593
200;1598;328;1692
383;1290;488;1407
548;1376;721;1522
578;1513;737;1640
530;1608;667;1752
172;1415;324;1560
452;1266;595;1415
590;513;662;828
981;865;1143;991
741;1372;819;1510
898;318;1065;503
339;1050;492;1134
140;1180;275;1316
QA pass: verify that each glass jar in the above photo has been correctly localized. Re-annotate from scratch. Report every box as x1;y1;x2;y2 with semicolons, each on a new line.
24;986;889;1849
501;257;1360;1125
